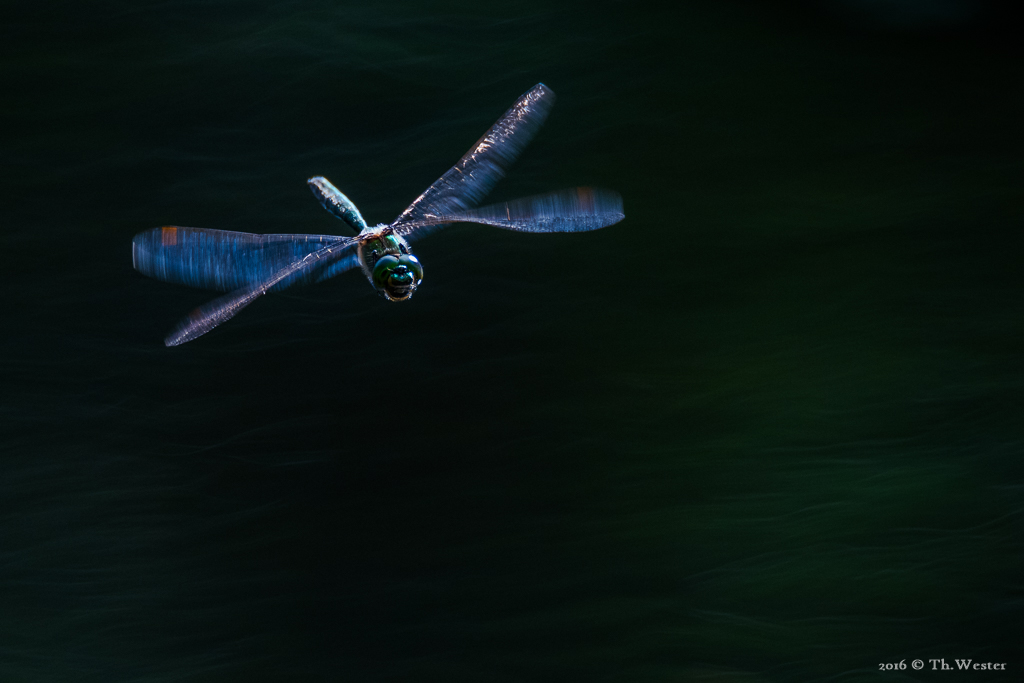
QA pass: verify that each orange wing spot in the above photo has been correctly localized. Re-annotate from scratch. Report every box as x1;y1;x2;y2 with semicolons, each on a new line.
161;226;178;246
579;188;595;211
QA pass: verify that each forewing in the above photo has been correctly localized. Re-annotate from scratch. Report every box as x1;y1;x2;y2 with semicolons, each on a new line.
164;236;359;346
308;177;368;234
394;187;624;235
133;226;359;292
393;83;555;239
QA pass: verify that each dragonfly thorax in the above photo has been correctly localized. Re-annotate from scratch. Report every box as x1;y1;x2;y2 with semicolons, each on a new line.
357;228;423;301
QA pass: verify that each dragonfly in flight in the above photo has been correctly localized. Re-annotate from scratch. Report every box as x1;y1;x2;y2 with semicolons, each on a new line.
132;83;624;346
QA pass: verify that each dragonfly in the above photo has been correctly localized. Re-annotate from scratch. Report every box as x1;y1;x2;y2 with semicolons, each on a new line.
132;83;624;346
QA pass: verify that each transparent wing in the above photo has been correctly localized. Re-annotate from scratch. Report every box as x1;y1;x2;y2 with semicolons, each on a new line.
394;188;624;235
393;83;555;240
308;176;368;234
133;226;359;292
164;236;359;347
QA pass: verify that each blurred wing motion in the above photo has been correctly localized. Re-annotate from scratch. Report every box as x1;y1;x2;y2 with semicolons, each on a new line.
133;226;359;292
395;187;623;236
163;236;359;347
308;176;368;234
393;82;555;239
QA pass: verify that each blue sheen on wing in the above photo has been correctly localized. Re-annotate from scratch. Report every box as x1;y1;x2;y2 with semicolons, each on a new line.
394;187;624;235
132;227;358;292
393;83;555;240
314;253;362;282
162;236;359;346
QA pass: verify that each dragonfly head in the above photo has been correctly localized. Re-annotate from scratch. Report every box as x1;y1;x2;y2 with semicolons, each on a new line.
372;253;424;301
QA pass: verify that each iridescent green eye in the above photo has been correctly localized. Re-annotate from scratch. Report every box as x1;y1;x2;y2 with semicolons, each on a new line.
372;255;400;289
398;254;424;284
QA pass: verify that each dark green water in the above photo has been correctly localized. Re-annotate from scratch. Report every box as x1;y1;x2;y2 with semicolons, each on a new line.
3;1;1022;681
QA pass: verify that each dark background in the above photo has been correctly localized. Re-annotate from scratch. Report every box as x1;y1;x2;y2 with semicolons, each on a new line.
2;1;1022;680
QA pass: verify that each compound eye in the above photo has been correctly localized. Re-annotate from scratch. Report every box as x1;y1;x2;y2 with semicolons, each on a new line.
388;267;414;287
372;255;400;289
398;254;424;284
